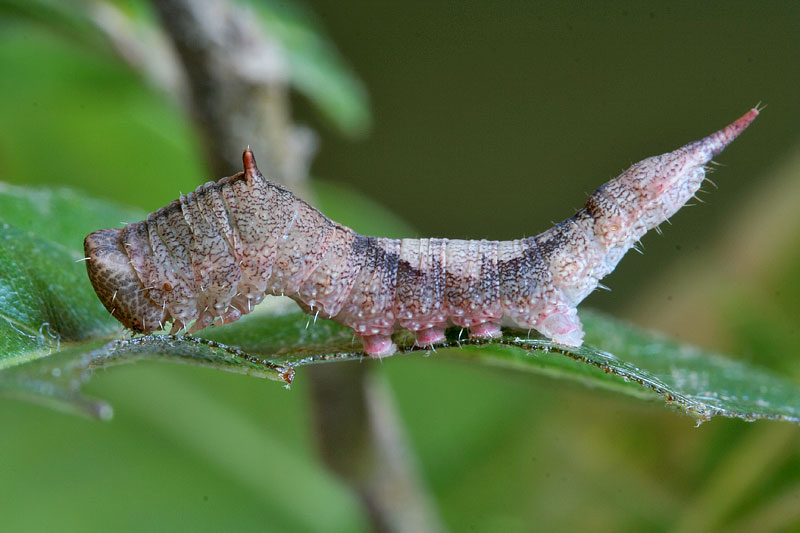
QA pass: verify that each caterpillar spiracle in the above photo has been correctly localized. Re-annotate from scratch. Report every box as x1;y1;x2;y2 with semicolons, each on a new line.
85;109;758;357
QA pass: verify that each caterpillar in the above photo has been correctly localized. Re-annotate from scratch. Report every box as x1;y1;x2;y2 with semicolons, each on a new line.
85;109;758;357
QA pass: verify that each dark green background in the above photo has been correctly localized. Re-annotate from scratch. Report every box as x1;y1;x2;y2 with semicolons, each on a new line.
1;1;799;531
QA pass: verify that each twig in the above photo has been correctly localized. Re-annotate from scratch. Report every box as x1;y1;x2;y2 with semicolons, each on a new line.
151;0;315;197
307;363;444;533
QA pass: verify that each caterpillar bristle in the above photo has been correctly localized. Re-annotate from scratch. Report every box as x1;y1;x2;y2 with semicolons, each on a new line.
84;109;758;356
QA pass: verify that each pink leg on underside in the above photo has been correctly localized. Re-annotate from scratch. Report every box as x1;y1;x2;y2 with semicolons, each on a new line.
359;334;398;358
414;326;447;347
536;310;584;347
469;322;502;339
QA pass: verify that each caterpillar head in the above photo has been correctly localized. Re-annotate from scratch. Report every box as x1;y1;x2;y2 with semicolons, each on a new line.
84;228;166;333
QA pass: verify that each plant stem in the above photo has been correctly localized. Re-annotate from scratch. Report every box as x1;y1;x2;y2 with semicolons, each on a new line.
151;0;315;198
307;363;444;533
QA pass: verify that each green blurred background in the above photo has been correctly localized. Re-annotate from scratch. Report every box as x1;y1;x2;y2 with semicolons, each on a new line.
1;1;800;531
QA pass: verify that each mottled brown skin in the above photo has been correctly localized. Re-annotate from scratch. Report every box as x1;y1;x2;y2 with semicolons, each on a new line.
84;228;167;333
85;109;758;356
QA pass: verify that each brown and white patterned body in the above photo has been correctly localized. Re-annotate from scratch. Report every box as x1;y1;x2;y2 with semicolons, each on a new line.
85;109;758;356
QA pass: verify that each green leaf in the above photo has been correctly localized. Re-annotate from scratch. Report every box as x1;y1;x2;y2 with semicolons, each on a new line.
250;0;371;136
0;184;141;366
1;183;799;424
0;0;109;51
196;309;800;425
0;0;371;137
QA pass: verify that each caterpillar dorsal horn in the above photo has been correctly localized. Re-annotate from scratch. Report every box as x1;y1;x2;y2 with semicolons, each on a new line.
85;108;758;357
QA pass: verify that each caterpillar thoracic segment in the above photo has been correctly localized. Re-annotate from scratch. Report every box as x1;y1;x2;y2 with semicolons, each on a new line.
85;109;758;357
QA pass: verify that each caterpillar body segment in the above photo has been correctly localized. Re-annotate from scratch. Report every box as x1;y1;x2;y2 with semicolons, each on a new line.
85;109;758;357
